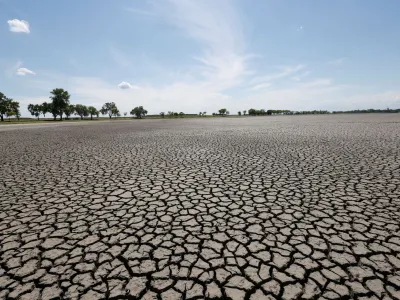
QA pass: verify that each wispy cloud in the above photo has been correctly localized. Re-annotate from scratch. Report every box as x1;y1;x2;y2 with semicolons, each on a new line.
125;7;156;16
17;75;400;117
328;57;347;65
300;78;332;88
153;0;248;90
7;19;30;33
109;45;131;67
16;67;35;76
249;64;305;89
291;71;310;81
9;1;400;119
4;60;22;77
69;58;80;70
249;82;271;91
63;77;233;114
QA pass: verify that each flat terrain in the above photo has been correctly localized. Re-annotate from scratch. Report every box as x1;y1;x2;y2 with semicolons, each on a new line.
1;114;400;300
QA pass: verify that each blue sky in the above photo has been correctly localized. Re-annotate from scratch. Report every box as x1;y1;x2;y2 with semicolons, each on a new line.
1;0;400;116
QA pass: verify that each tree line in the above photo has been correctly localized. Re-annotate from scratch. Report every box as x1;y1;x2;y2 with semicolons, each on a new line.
332;108;400;114
25;89;149;121
244;109;330;115
2;88;400;122
244;108;400;115
26;89;101;120
158;111;187;118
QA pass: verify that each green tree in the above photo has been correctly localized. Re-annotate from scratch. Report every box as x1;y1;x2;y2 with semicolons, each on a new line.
64;104;75;120
0;93;18;122
203;111;206;116
199;112;202;116
49;103;58;120
124;112;127;118
14;108;21;121
218;108;228;116
243;110;246;115
10;101;20;120
88;106;98;120
0;92;7;121
248;108;256;116
50;88;70;120
101;102;118;119
130;106;148;119
111;107;120;118
238;111;242;116
74;104;89;120
179;112;184;118
41;102;51;118
160;112;165;118
28;104;41;120
6;111;16;121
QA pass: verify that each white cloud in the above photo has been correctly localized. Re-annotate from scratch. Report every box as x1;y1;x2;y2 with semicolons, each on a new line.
7;19;30;33
118;81;139;89
15;75;400;118
153;0;248;90
16;67;36;76
12;1;399;118
297;26;303;32
65;77;234;114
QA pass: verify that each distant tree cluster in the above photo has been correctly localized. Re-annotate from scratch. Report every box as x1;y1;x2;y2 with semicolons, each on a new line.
0;92;20;121
163;111;185;118
332;108;400;114
101;102;119;118
131;106;148;118
26;90;155;121
293;110;330;115
248;108;266;115
218;108;229;116
27;88;100;121
243;109;332;116
247;109;292;116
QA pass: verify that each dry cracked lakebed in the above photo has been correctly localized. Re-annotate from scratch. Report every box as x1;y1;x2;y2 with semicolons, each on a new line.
0;114;400;300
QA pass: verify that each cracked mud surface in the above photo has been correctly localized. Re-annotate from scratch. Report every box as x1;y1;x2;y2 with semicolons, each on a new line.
1;114;400;300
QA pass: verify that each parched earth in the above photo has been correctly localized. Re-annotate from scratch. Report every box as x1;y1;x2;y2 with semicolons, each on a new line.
1;114;400;300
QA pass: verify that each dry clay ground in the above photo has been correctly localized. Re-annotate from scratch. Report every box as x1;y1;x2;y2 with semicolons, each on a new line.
0;114;400;300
